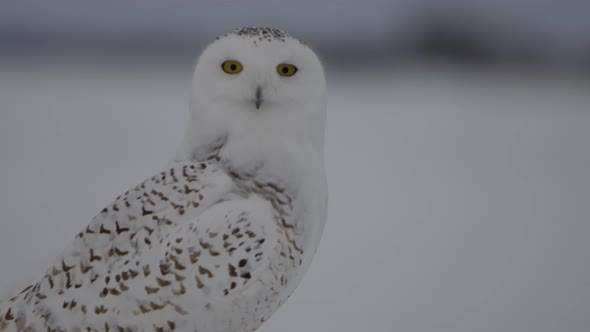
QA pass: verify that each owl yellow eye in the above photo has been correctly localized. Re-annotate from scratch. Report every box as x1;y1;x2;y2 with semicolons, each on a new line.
221;60;243;74
276;64;298;77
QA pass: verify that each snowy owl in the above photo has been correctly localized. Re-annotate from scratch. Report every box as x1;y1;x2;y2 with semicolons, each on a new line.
0;27;327;331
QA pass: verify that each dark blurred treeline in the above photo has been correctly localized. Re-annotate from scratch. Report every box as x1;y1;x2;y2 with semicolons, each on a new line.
1;0;588;67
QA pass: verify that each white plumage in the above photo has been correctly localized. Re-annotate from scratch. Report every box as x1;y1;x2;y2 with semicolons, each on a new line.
0;27;327;331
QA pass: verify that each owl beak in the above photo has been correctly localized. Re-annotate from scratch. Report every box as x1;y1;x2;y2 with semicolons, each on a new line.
255;86;263;109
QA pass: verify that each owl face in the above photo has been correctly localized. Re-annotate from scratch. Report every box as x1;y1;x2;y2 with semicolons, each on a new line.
192;28;326;113
184;28;327;159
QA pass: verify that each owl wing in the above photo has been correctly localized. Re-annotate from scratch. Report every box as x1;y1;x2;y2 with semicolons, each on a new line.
141;196;279;331
0;161;279;331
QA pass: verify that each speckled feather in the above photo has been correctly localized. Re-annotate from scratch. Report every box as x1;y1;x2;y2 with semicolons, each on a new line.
217;27;296;43
0;27;327;332
0;155;303;331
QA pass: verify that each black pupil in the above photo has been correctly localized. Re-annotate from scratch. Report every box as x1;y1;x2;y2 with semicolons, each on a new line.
282;66;289;74
230;64;237;71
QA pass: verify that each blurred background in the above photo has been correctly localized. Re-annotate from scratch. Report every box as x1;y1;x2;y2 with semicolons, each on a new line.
1;1;589;331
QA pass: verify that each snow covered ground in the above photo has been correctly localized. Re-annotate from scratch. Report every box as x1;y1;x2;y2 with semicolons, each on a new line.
0;59;589;331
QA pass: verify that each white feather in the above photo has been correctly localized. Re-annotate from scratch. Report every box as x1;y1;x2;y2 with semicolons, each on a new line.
0;27;327;332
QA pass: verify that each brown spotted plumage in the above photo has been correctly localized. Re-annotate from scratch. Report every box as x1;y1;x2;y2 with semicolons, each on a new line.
0;26;327;332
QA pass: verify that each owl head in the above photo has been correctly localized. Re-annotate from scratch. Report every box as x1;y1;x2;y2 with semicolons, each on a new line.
183;27;327;158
